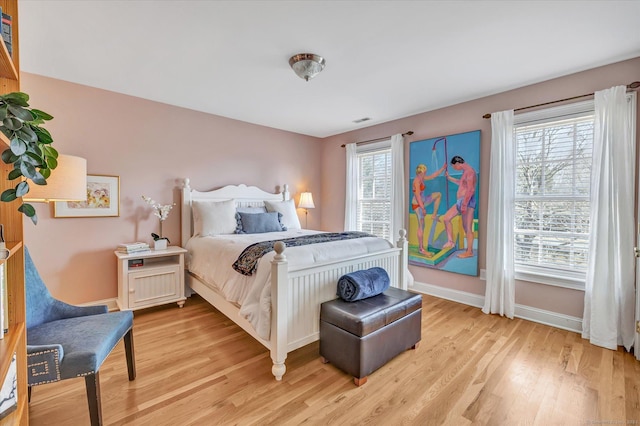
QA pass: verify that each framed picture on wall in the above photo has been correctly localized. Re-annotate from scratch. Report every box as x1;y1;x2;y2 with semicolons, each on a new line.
408;130;480;276
54;175;120;218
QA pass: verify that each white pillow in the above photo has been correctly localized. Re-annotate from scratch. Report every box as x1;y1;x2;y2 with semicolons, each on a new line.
264;199;301;230
192;199;237;236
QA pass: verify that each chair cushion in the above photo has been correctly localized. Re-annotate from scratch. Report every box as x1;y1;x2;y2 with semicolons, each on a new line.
27;310;133;379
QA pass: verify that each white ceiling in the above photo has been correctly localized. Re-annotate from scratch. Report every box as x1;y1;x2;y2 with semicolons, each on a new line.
18;1;640;138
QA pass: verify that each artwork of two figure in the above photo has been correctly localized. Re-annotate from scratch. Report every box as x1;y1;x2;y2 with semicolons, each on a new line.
408;130;480;276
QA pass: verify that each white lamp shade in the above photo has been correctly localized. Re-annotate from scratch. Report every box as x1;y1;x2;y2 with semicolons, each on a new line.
23;154;87;202
298;192;315;209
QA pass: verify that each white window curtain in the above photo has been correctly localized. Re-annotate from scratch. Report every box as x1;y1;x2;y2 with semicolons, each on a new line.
344;142;358;231
389;133;405;244
483;110;516;318
582;86;636;351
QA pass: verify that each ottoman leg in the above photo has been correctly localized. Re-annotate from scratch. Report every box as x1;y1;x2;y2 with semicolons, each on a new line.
320;356;330;364
412;342;420;350
354;376;368;387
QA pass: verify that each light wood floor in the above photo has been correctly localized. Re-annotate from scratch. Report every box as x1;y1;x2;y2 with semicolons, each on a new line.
28;294;640;425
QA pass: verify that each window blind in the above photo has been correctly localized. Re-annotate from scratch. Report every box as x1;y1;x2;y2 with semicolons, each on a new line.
356;147;392;240
514;112;594;279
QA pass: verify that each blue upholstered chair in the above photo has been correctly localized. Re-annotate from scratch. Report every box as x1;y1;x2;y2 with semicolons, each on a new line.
25;247;135;425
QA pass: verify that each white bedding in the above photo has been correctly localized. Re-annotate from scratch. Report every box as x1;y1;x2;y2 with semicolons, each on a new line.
185;229;393;339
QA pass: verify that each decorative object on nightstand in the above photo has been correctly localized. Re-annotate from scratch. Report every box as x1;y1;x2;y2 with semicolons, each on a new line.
142;195;175;249
116;242;150;254
115;246;187;310
298;191;315;228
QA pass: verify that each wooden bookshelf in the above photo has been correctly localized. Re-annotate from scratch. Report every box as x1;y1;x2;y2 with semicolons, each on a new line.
0;1;26;424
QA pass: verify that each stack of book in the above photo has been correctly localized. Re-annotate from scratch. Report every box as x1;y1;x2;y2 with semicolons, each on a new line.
117;242;150;254
0;8;11;58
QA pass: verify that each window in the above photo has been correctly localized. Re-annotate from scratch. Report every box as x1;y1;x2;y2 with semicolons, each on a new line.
355;142;392;240
513;100;594;288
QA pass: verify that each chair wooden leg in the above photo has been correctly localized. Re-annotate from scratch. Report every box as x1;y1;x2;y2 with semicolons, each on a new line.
84;372;102;426
124;329;136;381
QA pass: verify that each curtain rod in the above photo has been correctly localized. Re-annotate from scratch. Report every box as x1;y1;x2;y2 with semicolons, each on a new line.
482;81;640;119
340;131;414;148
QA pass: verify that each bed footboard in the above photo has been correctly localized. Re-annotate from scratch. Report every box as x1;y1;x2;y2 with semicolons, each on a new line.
268;230;408;380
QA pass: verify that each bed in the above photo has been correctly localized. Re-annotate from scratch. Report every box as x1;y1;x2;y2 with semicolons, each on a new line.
180;179;409;380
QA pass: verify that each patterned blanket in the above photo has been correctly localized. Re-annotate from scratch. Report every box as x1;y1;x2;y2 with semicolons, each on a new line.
232;232;374;276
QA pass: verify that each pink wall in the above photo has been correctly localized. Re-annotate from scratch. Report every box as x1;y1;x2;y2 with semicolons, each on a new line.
20;57;640;316
21;73;322;304
321;57;640;319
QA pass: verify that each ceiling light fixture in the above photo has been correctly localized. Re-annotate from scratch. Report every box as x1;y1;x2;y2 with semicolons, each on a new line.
289;53;326;81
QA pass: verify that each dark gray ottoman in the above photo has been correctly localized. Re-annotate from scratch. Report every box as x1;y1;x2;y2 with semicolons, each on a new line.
319;287;422;386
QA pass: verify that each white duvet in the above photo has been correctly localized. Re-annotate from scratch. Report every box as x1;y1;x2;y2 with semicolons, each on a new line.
185;229;393;340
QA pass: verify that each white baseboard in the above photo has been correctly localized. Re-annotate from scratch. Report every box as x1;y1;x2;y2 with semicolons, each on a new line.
411;281;582;334
78;298;119;312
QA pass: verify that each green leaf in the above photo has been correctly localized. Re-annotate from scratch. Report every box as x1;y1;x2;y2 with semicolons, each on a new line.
24;152;43;166
0;106;8;122
47;155;58;169
17;125;37;143
15;181;29;197
18;203;37;225
7;104;34;122
7;168;22;180
31;109;53;121
3;117;22;131
19;161;36;180
0;188;16;202
0;127;12;140
1;92;30;107
43;145;57;158
33;126;53;144
30;171;46;185
40;168;51;179
1;148;15;164
43;145;58;158
9;138;27;156
26;143;43;157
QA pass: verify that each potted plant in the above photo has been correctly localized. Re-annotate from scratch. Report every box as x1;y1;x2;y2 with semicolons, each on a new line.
142;195;175;250
0;92;57;224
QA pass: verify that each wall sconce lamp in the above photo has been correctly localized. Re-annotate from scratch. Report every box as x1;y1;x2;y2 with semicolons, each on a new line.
23;154;87;202
298;191;315;228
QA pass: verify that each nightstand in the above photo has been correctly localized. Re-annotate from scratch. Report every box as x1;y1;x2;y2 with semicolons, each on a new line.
115;246;187;311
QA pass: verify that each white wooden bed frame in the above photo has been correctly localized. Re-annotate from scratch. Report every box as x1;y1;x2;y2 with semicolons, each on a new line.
181;179;408;380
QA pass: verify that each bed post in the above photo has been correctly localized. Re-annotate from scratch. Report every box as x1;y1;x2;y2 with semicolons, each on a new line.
270;241;288;380
397;229;408;290
181;178;192;247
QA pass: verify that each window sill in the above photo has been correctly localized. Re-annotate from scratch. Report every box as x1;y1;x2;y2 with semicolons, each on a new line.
514;270;585;291
480;268;585;291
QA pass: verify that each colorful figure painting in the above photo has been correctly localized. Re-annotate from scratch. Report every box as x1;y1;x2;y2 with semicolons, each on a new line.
408;130;480;276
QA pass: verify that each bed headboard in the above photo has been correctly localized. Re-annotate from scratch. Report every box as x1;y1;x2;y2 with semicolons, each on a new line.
181;179;290;245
